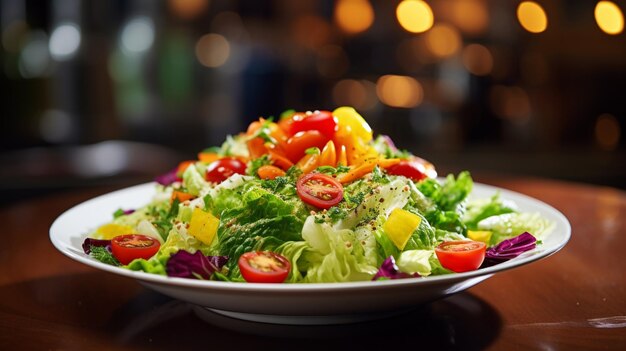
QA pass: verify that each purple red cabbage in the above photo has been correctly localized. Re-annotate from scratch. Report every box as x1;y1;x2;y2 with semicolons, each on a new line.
82;238;111;254
482;232;537;267
166;250;228;280
381;135;398;151
155;167;179;186
372;256;420;281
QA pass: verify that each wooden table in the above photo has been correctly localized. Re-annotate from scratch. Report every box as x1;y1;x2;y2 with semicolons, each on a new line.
1;177;625;350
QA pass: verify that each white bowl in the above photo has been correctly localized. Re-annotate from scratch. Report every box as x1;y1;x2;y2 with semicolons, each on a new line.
50;182;570;325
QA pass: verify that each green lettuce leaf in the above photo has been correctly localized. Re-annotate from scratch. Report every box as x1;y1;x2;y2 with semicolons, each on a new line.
477;212;554;245
217;187;304;277
463;193;517;230
300;216;378;282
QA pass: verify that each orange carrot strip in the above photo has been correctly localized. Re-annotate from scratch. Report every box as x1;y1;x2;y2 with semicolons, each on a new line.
337;159;377;184
377;158;402;169
171;190;196;204
257;165;286;180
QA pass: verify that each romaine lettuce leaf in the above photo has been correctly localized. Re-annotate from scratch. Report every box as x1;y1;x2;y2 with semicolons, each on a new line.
216;187;304;276
477;212;554;245
463;193;517;229
300;216;378;282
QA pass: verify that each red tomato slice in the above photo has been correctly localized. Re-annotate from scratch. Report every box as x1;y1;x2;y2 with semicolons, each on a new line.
288;110;338;138
385;160;428;181
238;251;291;283
285;130;330;163
435;240;486;273
296;173;344;209
111;234;161;265
205;158;247;183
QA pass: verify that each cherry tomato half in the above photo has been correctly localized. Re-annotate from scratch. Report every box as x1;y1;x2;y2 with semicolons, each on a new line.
238;251;291;283
296;173;344;209
111;234;161;265
435;240;486;273
386;160;428;181
205;158;247;183
289;110;338;138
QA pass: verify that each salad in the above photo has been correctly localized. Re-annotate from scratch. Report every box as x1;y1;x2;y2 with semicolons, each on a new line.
82;107;553;283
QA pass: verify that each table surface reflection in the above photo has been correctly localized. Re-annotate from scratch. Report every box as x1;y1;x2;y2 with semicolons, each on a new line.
1;176;625;350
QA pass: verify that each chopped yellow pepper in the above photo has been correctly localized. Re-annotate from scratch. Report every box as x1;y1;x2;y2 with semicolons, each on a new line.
95;223;135;240
187;208;220;245
467;230;492;244
383;208;422;250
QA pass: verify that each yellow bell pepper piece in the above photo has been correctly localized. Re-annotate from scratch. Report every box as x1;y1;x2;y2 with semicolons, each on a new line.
188;208;220;245
333;106;373;143
467;230;492;244
95;223;135;240
383;208;422;250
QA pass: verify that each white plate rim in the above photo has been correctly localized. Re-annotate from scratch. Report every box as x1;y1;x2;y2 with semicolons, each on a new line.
50;181;571;292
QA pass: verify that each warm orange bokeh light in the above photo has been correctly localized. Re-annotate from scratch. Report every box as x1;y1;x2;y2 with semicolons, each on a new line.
452;0;489;35
396;0;434;33
595;1;624;35
424;24;461;58
168;0;210;20
195;33;230;67
335;0;375;34
517;1;548;33
376;75;423;108
595;113;621;150
462;44;494;76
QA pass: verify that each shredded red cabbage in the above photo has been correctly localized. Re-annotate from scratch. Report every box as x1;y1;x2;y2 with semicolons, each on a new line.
372;256;420;281
482;232;537;267
381;135;398;151
166;250;228;280
155;167;179;186
82;238;111;254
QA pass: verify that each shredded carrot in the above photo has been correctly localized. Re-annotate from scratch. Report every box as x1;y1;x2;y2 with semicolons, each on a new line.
318;140;337;167
377;158;402;169
296;153;319;174
198;152;219;163
257;165;286;180
268;150;294;171
176;160;195;177
337;144;347;166
337;158;377;184
171;190;196;204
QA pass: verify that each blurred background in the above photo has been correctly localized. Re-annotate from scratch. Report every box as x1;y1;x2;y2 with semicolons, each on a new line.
1;0;625;204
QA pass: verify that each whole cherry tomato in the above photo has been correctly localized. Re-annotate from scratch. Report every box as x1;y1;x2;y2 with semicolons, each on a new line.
205;158;247;183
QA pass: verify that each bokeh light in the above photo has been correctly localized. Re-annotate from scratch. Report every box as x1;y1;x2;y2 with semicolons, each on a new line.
517;1;548;33
424;24;461;58
451;0;489;35
168;0;210;20
333;79;378;111
595;113;621;150
49;23;81;61
18;31;50;78
334;0;375;35
195;33;230;68
490;85;531;121
39;110;73;143
595;1;624;35
376;75;423;108
396;0;434;34
293;15;332;50
121;17;155;54
462;44;493;76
